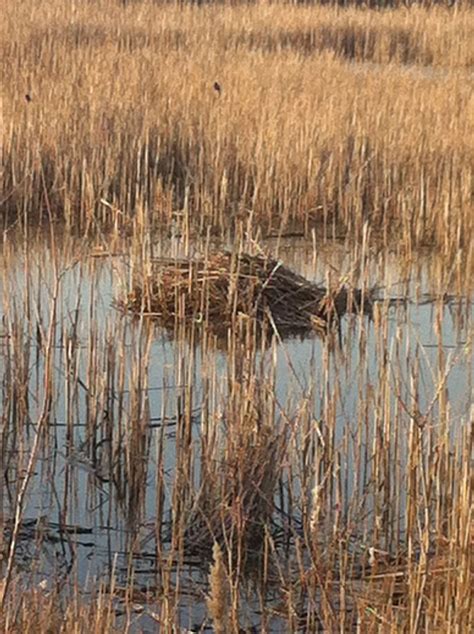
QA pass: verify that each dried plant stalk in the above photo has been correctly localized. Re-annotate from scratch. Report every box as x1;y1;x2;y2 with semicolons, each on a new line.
207;542;229;634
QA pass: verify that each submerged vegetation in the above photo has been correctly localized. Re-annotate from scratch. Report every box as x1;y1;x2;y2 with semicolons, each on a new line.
1;0;473;632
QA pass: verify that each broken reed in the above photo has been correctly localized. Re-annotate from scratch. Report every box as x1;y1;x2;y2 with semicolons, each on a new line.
1;1;473;266
1;234;472;631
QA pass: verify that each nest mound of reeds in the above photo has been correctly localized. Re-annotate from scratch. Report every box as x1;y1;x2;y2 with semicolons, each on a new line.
122;251;371;335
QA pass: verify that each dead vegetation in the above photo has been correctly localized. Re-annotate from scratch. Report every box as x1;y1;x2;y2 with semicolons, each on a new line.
0;0;473;631
0;234;472;631
0;579;119;633
1;1;473;269
121;251;372;336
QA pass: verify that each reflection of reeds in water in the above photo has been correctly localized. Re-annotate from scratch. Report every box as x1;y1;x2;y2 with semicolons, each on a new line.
0;233;472;631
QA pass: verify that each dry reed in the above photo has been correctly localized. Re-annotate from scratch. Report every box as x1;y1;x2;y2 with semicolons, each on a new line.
0;233;472;631
1;1;473;631
1;1;473;269
207;542;229;634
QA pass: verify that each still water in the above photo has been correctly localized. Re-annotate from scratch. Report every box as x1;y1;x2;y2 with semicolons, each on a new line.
1;236;472;630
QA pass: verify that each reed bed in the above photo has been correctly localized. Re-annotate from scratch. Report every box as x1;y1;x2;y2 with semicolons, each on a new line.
0;580;119;634
1;1;473;267
0;232;472;631
1;0;473;629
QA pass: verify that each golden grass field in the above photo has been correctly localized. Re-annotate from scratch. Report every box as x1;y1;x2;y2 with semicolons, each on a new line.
2;1;473;263
1;2;473;632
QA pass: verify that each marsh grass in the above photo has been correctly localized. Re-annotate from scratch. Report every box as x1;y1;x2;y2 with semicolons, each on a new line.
1;0;473;630
1;1;473;269
0;228;472;631
0;579;119;633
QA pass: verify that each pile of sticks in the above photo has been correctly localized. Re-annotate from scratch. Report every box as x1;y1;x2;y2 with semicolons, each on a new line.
122;251;371;335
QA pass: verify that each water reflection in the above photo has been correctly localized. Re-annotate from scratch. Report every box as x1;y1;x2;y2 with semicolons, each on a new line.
0;237;472;630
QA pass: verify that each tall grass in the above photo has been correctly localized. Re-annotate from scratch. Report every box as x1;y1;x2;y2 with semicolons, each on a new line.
0;579;119;633
1;0;473;630
0;231;472;630
1;1;473;266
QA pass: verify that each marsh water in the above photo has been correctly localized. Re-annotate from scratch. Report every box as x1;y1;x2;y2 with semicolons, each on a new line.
1;235;472;631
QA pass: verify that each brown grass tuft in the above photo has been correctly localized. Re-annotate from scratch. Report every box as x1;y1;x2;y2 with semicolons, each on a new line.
207;542;230;634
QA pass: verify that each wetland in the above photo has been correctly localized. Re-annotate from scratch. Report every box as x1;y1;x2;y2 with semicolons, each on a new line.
1;1;473;631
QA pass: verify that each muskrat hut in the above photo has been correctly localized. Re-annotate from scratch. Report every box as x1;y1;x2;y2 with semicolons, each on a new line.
120;251;371;336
